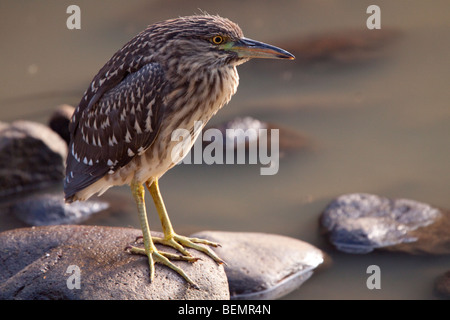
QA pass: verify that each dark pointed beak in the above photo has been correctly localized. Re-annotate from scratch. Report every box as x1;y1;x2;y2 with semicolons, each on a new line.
230;37;295;60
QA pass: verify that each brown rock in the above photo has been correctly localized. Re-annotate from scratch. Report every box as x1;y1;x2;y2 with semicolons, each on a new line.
0;121;67;198
0;225;229;300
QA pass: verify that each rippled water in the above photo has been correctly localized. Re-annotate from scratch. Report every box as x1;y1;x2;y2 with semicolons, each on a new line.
1;1;449;299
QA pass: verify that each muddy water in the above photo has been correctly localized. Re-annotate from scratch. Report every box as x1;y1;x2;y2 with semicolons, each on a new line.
1;1;449;299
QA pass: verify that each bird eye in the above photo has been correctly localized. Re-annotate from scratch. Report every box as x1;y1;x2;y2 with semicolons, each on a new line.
211;35;225;45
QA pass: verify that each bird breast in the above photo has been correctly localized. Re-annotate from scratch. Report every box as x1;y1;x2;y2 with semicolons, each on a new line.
133;64;240;182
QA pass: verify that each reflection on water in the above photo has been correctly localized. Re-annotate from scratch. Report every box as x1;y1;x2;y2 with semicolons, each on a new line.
0;1;449;299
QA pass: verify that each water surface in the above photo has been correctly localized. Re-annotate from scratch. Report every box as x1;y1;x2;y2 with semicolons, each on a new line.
1;0;449;299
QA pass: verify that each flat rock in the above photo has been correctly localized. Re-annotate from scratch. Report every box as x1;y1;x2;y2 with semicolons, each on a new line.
11;192;109;226
0;121;67;198
191;231;324;299
321;193;450;254
0;225;229;300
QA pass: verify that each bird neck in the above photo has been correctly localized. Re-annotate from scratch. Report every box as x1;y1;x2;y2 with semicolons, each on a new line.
164;64;239;128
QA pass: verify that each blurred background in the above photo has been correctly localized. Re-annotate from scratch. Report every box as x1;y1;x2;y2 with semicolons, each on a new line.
0;0;449;299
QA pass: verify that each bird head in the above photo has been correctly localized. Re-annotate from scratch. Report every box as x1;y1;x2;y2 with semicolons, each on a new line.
150;15;294;69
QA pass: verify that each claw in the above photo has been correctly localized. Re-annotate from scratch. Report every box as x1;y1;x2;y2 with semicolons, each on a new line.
190;282;200;290
134;234;224;264
127;244;199;287
152;234;224;265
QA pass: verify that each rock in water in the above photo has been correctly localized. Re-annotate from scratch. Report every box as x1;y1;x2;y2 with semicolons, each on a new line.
11;193;109;226
0;226;229;300
191;231;324;299
321;193;450;254
206;116;308;156
48;104;75;145
0;121;67;198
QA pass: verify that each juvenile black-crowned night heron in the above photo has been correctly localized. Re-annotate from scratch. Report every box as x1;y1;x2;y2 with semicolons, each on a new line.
64;14;294;287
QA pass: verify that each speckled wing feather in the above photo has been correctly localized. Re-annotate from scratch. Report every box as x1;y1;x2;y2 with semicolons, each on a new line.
64;62;166;202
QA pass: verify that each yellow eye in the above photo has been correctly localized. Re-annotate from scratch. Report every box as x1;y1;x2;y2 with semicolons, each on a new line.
211;35;225;45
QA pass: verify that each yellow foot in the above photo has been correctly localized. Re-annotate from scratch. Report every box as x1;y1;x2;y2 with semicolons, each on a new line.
125;245;200;289
136;234;225;265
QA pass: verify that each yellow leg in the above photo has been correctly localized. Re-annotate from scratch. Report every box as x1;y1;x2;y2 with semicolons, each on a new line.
146;179;225;264
127;181;199;288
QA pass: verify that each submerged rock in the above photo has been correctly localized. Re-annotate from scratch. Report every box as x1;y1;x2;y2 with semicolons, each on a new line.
288;28;400;65
205;116;308;155
251;28;401;72
191;231;324;299
0;121;67;198
0;225;229;300
11;193;109;226
321;193;450;254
